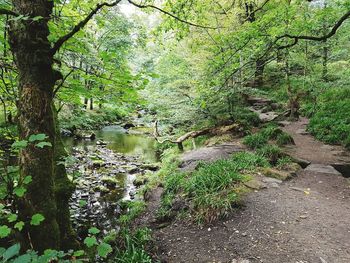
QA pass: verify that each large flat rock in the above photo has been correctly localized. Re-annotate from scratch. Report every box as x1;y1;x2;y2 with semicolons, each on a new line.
304;164;342;176
179;143;245;171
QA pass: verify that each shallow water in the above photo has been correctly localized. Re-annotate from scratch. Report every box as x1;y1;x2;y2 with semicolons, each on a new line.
63;125;158;233
63;125;158;163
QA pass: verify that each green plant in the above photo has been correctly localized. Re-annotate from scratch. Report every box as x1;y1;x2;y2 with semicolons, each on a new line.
276;156;293;169
243;133;268;149
114;228;153;263
257;145;283;165
276;133;294;146
261;124;283;140
159;152;269;223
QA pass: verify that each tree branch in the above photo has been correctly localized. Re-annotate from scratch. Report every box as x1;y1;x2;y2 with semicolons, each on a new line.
277;9;350;49
0;8;18;17
51;0;122;55
127;0;216;29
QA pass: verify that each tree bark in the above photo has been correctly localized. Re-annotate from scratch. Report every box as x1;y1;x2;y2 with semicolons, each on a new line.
8;0;62;252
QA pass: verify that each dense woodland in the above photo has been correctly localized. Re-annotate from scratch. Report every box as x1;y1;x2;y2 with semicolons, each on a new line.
0;0;349;262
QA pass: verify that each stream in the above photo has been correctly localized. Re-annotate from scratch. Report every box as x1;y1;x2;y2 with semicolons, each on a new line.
63;125;158;236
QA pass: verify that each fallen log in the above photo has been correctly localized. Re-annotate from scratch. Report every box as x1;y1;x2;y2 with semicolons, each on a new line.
153;121;241;151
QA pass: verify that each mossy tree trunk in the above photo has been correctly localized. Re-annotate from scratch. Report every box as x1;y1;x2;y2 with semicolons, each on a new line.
7;0;74;252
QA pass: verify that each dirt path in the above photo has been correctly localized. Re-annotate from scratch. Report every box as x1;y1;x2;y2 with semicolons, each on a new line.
146;119;350;263
282;118;350;166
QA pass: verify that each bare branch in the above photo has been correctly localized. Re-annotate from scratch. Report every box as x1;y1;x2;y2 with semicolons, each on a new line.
127;0;216;29
277;9;350;49
51;0;122;55
0;8;18;17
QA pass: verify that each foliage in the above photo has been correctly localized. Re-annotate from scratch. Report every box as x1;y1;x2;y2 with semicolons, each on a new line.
308;87;350;147
256;145;283;165
243;133;268;150
160;152;269;223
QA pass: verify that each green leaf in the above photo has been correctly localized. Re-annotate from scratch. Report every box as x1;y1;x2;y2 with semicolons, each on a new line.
35;142;52;148
11;141;28;149
73;250;85;257
88;227;100;235
28;134;47;142
14;221;24;231
97;242;112;258
79;200;87;207
30;214;45;226
7;166;19;174
13;254;31;263
3;244;20;261
14;187;26;198
83;236;97;248
32;16;43;22
0;225;11;238
7;214;18;223
23;176;32;185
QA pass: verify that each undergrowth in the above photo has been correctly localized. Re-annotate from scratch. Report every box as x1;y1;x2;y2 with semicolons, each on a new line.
308;87;350;148
159;152;269;224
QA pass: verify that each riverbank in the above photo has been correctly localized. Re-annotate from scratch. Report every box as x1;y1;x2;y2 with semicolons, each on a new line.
136;118;350;263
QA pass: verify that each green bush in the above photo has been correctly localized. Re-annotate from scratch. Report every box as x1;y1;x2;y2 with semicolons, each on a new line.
308;87;350;146
160;152;269;223
257;145;283;165
243;133;268;149
276;133;294;146
231;107;260;128
261;124;283;140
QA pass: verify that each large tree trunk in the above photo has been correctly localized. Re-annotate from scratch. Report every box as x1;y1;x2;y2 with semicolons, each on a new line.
8;0;62;252
53;106;78;250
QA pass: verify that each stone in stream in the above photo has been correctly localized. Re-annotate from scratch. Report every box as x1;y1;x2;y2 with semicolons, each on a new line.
304;164;342;176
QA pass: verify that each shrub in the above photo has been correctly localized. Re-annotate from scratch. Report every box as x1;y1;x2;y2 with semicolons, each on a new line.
257;145;283;165
243;133;268;149
159;152;269;223
308;87;350;146
276;133;295;146
261;124;283;140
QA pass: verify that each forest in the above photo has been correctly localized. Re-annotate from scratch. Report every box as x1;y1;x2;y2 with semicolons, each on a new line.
0;0;349;262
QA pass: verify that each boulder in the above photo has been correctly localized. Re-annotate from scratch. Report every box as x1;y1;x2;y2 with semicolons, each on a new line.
331;162;350;178
305;164;342;176
261;167;295;180
123;123;136;129
244;179;267;190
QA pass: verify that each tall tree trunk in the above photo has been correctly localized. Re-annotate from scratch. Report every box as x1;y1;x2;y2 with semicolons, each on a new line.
53;106;78;250
90;98;93;110
8;0;61;252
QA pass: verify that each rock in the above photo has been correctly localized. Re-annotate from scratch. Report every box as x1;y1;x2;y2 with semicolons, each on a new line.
262;167;295;180
61;128;73;137
101;176;119;189
289;156;311;169
262;177;283;184
180;143;245;172
133;176;148;187
277;121;291;127
331;162;350;178
140;163;160;171
244;179;267;190
92;159;104;168
123;123;136;129
231;259;250;263
296;128;309;135
93;185;110;194
96;140;107;146
305;164;342;176
75;132;96;140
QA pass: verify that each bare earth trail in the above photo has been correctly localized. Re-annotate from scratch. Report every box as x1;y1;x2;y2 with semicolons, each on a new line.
143;118;350;263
